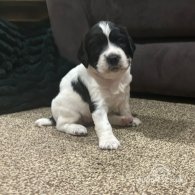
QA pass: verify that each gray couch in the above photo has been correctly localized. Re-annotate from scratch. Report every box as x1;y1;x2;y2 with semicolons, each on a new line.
46;0;195;98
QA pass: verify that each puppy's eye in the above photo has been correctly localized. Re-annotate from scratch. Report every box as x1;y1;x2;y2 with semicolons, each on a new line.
117;38;127;48
117;37;126;44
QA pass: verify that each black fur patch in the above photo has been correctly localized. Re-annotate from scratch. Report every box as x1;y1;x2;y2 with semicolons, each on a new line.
71;77;96;113
109;26;135;58
86;26;108;68
78;24;108;68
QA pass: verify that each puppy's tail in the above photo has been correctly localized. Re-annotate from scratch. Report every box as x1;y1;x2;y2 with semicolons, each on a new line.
35;116;56;127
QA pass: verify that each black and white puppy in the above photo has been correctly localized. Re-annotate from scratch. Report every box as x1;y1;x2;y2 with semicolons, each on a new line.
35;21;141;150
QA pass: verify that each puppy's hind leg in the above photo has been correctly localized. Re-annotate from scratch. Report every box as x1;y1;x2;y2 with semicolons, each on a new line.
56;114;88;136
119;95;142;127
108;114;133;127
35;117;55;127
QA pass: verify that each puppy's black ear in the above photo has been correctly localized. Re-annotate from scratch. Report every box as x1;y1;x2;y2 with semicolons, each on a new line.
119;26;136;58
128;35;136;58
77;41;88;68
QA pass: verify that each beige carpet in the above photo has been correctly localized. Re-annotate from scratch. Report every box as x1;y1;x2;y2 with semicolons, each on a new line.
0;98;194;194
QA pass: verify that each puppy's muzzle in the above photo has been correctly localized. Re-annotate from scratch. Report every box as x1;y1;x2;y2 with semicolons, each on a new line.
106;54;121;70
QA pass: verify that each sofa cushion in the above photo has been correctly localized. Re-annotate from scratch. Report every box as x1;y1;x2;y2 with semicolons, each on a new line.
46;0;90;64
132;42;195;98
89;0;195;38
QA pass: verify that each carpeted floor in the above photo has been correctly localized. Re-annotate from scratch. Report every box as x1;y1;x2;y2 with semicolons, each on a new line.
0;98;194;194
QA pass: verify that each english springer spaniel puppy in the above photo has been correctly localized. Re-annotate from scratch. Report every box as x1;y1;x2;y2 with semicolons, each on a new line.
35;21;141;150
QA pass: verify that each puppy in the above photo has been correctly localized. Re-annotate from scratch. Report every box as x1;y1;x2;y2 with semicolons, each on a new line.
35;21;141;150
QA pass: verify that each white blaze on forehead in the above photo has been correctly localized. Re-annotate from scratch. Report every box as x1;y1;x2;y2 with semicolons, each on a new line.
98;21;111;38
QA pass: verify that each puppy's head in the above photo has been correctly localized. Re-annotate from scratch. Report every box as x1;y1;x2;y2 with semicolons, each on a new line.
78;21;135;77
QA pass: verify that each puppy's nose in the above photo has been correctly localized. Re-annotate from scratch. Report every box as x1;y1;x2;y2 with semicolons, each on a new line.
106;54;121;66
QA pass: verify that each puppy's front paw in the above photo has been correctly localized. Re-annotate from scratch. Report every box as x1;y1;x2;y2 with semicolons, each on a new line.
70;125;88;136
131;117;142;127
99;136;120;150
59;124;88;136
